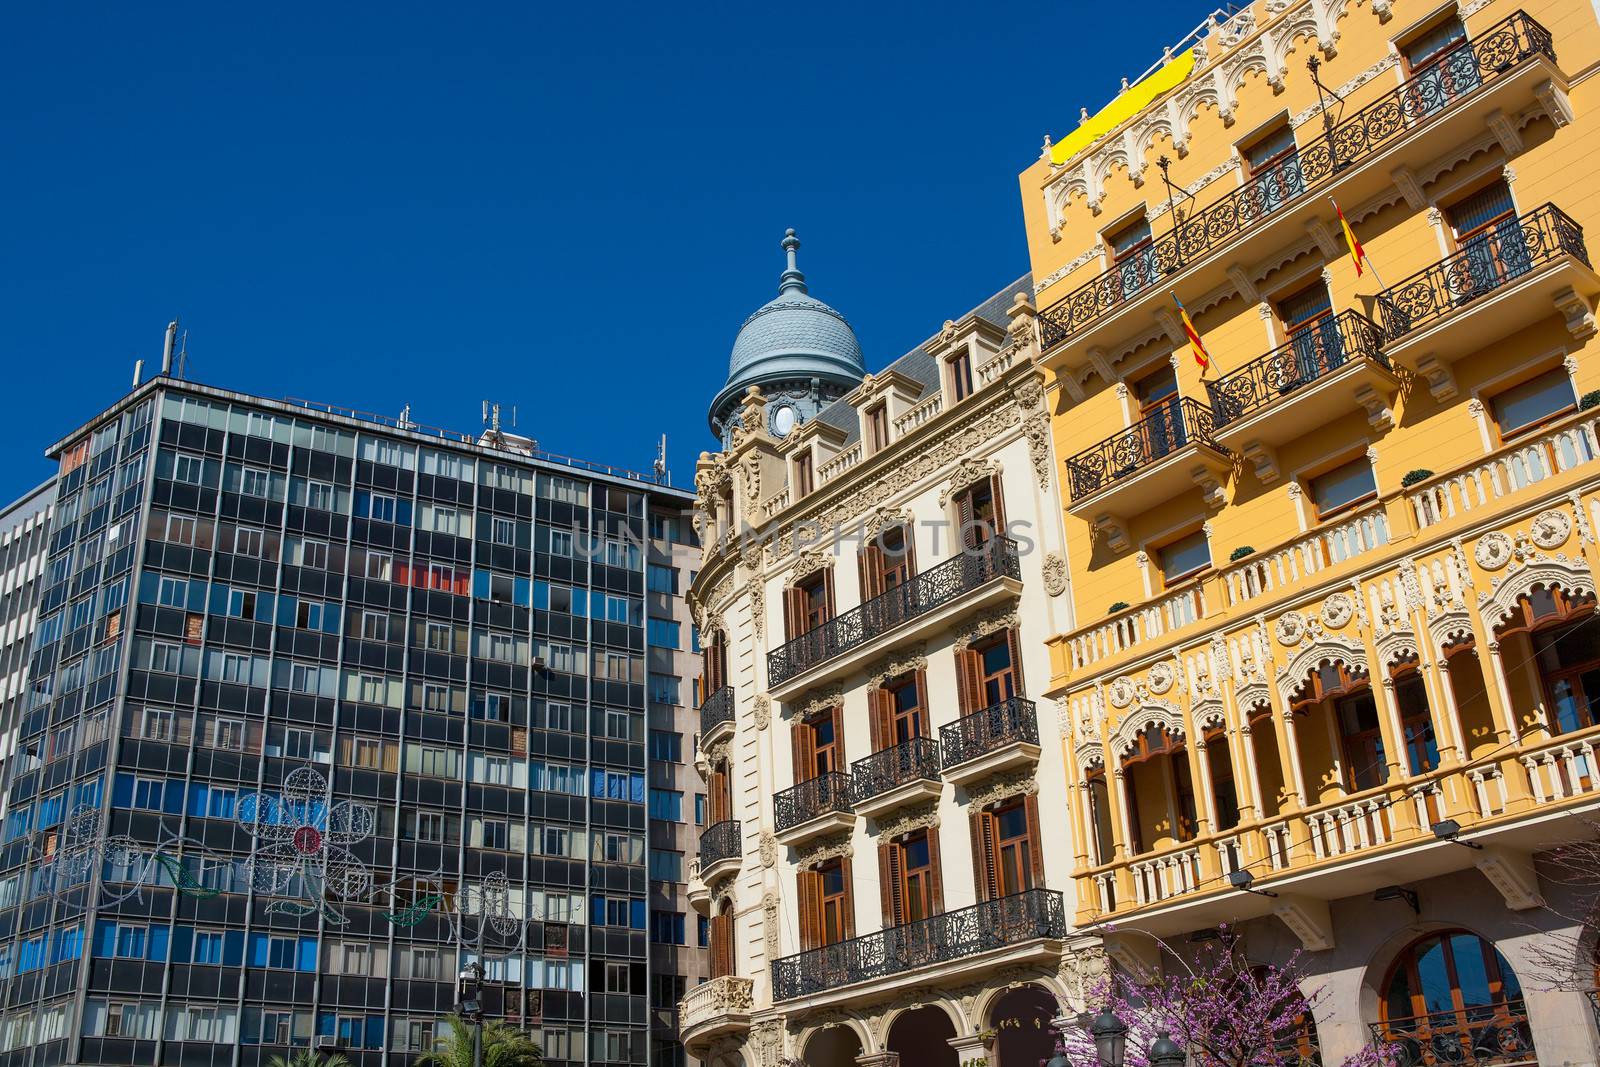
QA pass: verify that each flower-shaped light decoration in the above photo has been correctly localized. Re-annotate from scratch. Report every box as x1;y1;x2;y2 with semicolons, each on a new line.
49;805;144;904
453;871;526;957
238;766;374;923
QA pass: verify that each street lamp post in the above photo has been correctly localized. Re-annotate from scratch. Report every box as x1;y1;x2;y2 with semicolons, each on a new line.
458;960;485;1067
1149;1031;1188;1067
1090;1008;1129;1067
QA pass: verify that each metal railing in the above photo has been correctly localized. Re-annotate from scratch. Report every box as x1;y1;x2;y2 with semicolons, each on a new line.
941;697;1039;769
699;685;734;738
774;771;855;832
767;538;1022;687
1377;203;1588;341
770;888;1067;1000
850;736;942;803
1205;310;1387;427
1038;11;1555;352
1066;397;1223;500
699;820;742;870
1369;998;1536;1067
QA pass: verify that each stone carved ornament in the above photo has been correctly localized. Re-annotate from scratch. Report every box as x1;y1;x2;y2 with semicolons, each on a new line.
1023;411;1054;490
1530;508;1573;549
1475;531;1514;571
876;801;940;839
1042;551;1068;597
1146;660;1176;695
867;644;928;689
1320;592;1354;630
1058;939;1111;1014
796;831;853;870
966;769;1039;809
788;686;843;722
939;456;1000;507
759;830;778;869
954;606;1020;650
762;890;780;960
863;505;915;541
789;546;833;583
747;580;765;643
753;694;772;731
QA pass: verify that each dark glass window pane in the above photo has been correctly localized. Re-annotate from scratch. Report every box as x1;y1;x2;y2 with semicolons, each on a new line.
1491;369;1576;437
1310;459;1378;514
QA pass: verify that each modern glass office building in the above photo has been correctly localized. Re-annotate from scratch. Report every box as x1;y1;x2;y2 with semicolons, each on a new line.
0;376;697;1067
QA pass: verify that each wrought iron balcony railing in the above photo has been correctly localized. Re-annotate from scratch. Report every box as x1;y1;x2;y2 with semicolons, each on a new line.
1204;310;1387;427
940;696;1039;769
1368;998;1536;1067
771;888;1067;1000
699;820;741;871
850;736;942;803
767;538;1022;687
699;685;734;738
1377;203;1589;341
1038;11;1555;352
774;771;855;832
1066;397;1222;501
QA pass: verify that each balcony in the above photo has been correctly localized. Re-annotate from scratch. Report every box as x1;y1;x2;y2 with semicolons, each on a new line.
940;697;1041;787
1065;397;1231;518
1369;998;1535;1067
1037;11;1560;369
850;736;943;821
771;888;1067;1006
699;686;735;750
679;975;753;1057
698;820;742;885
774;771;856;846
767;538;1022;698
1205;310;1398;452
1378;203;1599;367
685;858;710;916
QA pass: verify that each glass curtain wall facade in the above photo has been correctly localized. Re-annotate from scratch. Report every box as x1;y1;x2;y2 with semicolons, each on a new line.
0;381;693;1067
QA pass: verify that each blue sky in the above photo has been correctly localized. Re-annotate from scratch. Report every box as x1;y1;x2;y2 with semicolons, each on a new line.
0;1;1201;502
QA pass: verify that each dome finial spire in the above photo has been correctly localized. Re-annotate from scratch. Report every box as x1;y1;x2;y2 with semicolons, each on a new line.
779;228;807;294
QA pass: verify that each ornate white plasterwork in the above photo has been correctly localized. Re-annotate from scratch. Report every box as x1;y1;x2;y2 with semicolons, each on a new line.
795;831;852;871
1043;552;1069;597
1290;53;1397;127
862;505;915;541
789;546;833;583
1530;508;1574;550
1320;592;1355;630
1276;634;1369;704
787;686;843;722
1477;553;1595;629
1111;700;1186;756
968;769;1041;808
866;645;928;689
1035;241;1104;291
1191;695;1226;732
939;456;1001;507
1374;629;1421;670
954;606;1020;650
877;801;941;838
753;693;772;731
1150;158;1243;223
1147;660;1177;695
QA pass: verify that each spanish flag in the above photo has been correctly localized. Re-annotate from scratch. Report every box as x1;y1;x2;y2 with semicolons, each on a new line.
1172;293;1209;371
1332;198;1367;277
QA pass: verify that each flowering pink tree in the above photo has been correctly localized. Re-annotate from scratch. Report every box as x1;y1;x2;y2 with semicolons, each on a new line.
1047;927;1397;1067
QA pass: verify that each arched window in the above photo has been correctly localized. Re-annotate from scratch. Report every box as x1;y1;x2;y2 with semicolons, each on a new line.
1378;930;1535;1065
1497;585;1600;736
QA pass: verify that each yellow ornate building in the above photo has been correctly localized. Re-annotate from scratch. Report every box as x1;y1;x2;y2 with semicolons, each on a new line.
1020;0;1600;1062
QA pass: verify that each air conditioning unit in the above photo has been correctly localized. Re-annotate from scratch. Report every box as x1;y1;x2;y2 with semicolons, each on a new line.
532;655;546;670
314;1037;337;1049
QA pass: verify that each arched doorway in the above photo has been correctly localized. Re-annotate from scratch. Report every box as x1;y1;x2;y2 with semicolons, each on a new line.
989;985;1059;1067
1376;930;1536;1065
886;1004;958;1067
803;1024;862;1067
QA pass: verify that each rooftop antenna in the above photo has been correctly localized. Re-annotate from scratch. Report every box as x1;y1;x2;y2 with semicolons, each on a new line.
653;434;668;483
398;404;416;430
176;328;190;380
481;401;517;447
161;320;178;376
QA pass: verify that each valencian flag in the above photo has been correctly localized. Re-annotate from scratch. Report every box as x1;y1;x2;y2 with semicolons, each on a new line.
1172;293;1209;371
1332;197;1367;276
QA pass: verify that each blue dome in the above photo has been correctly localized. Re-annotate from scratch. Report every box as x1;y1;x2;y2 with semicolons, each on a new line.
709;230;865;442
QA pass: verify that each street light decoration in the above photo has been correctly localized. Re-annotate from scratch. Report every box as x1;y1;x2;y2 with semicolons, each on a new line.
238;765;376;923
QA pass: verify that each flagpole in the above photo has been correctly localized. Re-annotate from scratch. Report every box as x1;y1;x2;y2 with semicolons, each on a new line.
1328;196;1388;291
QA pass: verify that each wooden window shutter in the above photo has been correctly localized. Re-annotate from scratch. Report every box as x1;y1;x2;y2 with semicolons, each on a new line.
867;686;886;753
955;487;975;548
913;669;931;736
1005;627;1026;695
858;542;881;602
989;475;1008;535
901;524;918;576
792;720;814;782
839;857;856;940
798;869;821;950
783;587;801;642
925;827;945;915
1023;794;1046;891
830;704;846;765
822;568;837;620
955;647;983;715
878;841;904;927
969;811;999;903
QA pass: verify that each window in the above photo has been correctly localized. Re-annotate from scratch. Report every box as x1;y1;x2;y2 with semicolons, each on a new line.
972;634;1019;708
140;708;175;741
794;451;814;496
648;789;683;821
426;621;453;651
361;611;388;641
881;672;926;745
492;516;517;545
647;618;680;649
791;572;831;637
949;347;974;402
867;403;890;453
976;799;1039;899
1335;689;1388;791
1380;931;1526;1045
1523;594;1600;735
648;850;683;883
239;467;271;498
413;811;448;844
647;565;679;594
172;454;205;484
648;732;682;763
1394;668;1440;775
233;527;264;556
819;860;850;944
147;641;182;673
1157;529;1211;587
1276;279;1343;384
695;793;706;825
1308;457;1378;519
1489;367;1577;441
300;538;330;570
1241;121;1302;209
215;718;245;751
165;513;197;545
884;829;939;925
364;552;393;581
305;481;335;511
1401;15;1478;113
1106;214;1154;300
952;477;1002;549
649;674;681;706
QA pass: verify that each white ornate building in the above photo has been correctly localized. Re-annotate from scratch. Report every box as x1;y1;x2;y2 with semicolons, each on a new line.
676;233;1102;1067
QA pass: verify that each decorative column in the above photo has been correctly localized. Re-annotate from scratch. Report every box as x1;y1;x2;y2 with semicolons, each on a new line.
947;1032;991;1067
857;1052;902;1067
1374;676;1420;834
